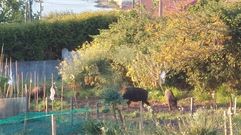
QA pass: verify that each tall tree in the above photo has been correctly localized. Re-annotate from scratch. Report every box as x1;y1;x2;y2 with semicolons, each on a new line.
0;0;25;23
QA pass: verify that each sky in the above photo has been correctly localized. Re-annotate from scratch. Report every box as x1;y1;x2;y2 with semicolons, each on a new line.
33;0;111;16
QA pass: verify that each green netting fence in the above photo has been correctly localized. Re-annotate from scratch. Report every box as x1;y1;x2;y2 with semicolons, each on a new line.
0;108;92;135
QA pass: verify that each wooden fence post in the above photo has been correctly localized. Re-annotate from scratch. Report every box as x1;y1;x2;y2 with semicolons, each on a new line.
51;114;56;135
61;79;64;112
139;101;144;135
234;97;237;115
224;111;227;135
229;112;233;135
190;97;193;116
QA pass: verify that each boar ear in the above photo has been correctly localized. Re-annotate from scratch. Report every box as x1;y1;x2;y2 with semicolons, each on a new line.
121;82;127;88
120;83;127;92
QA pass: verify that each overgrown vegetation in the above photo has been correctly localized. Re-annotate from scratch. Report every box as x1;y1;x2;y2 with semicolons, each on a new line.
59;0;241;103
0;11;118;60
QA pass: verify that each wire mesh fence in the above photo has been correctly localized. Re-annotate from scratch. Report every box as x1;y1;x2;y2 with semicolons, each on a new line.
0;108;91;135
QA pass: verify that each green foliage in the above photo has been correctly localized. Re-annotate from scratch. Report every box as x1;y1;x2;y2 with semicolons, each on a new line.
35;100;69;111
215;83;234;104
149;89;164;102
60;1;241;100
192;87;212;101
179;109;222;135
99;86;123;104
84;120;103;135
0;75;8;88
0;0;25;23
169;87;186;100
0;75;8;97
0;11;118;60
83;120;124;135
149;87;186;102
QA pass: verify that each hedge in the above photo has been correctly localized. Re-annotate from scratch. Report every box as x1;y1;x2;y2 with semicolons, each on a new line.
0;11;118;60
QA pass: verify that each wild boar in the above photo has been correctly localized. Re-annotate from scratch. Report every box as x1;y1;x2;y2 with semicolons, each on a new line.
30;86;43;100
121;86;150;106
165;89;177;111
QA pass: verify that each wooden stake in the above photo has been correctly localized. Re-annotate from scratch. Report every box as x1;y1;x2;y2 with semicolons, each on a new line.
61;79;64;112
6;84;9;98
15;61;19;96
0;45;3;75
21;72;24;97
52;100;54;111
36;86;39;112
45;97;48;113
9;58;13;98
29;73;32;111
36;73;39;111
229;112;233;135
3;83;6;98
224;111;227;135
51;114;56;135
34;71;36;87
190;97;193;115
4;58;7;77
25;84;29;112
24;89;28;134
43;75;46;104
234;97;237;115
139;101;144;135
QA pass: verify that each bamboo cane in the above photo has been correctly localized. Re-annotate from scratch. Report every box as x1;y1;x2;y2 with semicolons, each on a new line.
61;79;64;112
46;97;48;113
21;72;24;97
15;61;19;96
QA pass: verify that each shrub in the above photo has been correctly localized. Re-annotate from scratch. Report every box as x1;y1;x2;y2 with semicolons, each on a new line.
215;83;236;105
192;87;212;101
0;11;118;60
84;120;103;135
149;89;164;102
34;100;69;111
99;87;123;105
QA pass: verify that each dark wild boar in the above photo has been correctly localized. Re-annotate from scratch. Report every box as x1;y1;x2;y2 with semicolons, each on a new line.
30;86;44;100
121;86;150;106
165;89;177;111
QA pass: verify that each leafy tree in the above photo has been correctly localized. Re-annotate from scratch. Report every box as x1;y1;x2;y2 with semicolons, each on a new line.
0;0;25;23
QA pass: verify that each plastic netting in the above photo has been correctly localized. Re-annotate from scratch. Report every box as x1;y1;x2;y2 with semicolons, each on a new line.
0;108;91;135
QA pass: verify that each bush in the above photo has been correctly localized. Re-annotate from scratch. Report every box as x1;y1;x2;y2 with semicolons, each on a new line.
84;120;103;135
35;100;69;111
192;87;212;101
99;87;123;104
149;89;164;102
215;83;236;105
0;11;118;60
